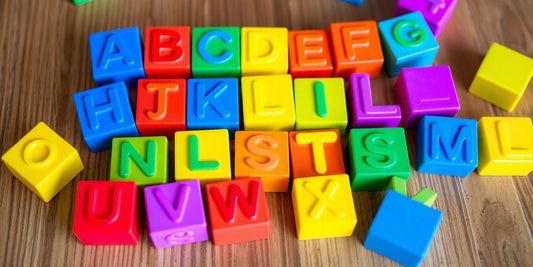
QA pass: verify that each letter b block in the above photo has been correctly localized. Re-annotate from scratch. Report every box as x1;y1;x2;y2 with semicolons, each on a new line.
144;26;191;78
191;27;241;78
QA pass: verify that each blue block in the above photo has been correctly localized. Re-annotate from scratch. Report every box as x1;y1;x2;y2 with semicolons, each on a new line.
89;27;146;88
416;115;478;177
74;82;139;152
186;78;240;138
364;190;443;267
338;0;364;6
378;12;439;77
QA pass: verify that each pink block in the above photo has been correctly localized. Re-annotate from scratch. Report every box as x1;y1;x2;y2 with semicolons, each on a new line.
394;0;458;38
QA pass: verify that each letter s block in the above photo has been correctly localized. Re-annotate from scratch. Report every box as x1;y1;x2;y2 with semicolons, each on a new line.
241;27;288;76
191;27;241;78
144;26;191;78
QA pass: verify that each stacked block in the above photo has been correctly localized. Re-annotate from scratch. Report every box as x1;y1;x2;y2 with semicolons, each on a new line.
395;0;459;37
144;26;191;78
191;27;241;77
241;27;288;76
288;30;333;78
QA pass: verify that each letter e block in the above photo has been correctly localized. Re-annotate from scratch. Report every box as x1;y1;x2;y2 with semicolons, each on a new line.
144;26;191;78
241;27;288;76
288;30;333;78
191;27;241;78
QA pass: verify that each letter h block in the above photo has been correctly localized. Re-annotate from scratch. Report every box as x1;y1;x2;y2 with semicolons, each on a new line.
191;27;241;78
144;26;191;78
288;30;334;78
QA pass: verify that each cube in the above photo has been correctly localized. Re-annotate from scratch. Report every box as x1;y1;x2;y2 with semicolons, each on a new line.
191;27;241;77
288;30;333;78
144;26;191;78
73;0;92;5
395;0;459;37
241;27;288;76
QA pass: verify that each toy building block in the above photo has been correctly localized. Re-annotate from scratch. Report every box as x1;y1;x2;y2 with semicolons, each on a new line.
337;0;364;6
477;117;533;176
288;30;333;78
394;65;460;128
292;174;357;240
206;178;270;245
386;176;438;206
135;79;186;139
395;0;458;38
241;27;288;76
468;43;533;111
144;180;209;248
186;78;240;138
89;27;145;88
73;82;139;152
241;74;295;131
1;122;84;202
144;26;191;78
234;131;290;192
110;137;168;187
378;12;440;77
348;73;402;128
191;27;241;78
73;0;92;5
386;176;407;196
174;129;231;188
289;129;346;179
347;128;411;191
330;21;383;79
416;116;478;177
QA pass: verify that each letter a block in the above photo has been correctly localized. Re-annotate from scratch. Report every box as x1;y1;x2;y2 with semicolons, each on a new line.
191;27;241;78
395;0;458;38
144;26;191;78
241;27;288;76
2;122;84;202
206;178;270;245
288;30;334;78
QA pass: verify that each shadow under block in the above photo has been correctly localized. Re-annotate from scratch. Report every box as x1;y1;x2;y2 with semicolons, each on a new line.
144;180;209;248
288;30;333;78
241;27;288;76
1;122;84;202
292;174;357;240
477;117;533;176
468;43;533;112
144;26;191;78
394;0;458;38
206;178;270;245
234;131;290;192
191;27;241;78
73;181;139;245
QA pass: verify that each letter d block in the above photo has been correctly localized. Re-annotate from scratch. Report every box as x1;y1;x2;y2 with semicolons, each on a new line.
144;26;191;78
191;27;241;77
2;122;84;202
241;27;288;76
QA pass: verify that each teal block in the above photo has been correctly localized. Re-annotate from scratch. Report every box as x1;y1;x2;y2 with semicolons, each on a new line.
191;27;241;78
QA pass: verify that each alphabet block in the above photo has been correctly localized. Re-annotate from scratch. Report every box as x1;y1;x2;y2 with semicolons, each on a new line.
241;27;288;76
73;0;92;5
288;30;333;78
144;26;191;78
191;27;241;77
395;0;458;38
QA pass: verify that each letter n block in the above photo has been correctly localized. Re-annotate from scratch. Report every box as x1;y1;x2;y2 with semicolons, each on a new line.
144;26;191;78
241;27;288;76
191;27;241;77
288;30;333;78
395;0;458;38
206;178;270;245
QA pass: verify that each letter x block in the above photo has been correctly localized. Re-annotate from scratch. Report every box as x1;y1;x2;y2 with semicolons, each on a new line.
191;27;241;78
144;26;191;78
395;0;459;38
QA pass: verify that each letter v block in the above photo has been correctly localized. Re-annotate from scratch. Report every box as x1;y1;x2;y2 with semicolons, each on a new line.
144;26;191;78
206;178;270;245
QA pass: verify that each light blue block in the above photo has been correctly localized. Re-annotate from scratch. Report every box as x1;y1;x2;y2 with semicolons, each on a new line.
338;0;364;6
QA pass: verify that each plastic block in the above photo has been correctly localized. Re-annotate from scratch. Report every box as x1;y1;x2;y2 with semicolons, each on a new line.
174;129;231;188
364;190;443;267
477;117;533;176
330;21;383;79
73;82;139;152
292;174;357;240
411;187;438;207
241;27;288;76
395;0;458;38
348;73;402;128
135;79;186;139
338;0;364;6
191;27;241;78
89;27;145;88
416;116;478;177
73;181;139;245
186;78;240;138
394;65;460;128
144;180;209;248
288;30;333;78
144;26;191;78
73;0;92;5
206;178;270;245
378;12;439;77
241;74;295;131
468;43;533;111
347;128;411;191
387;176;407;196
234;131;290;192
1;122;84;202
289;129;345;179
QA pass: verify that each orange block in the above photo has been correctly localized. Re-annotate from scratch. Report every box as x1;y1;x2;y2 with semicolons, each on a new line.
288;30;333;78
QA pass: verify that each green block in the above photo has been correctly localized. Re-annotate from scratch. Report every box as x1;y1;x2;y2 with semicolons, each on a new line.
386;176;407;196
191;27;241;78
411;187;438;207
73;0;93;5
347;128;411;191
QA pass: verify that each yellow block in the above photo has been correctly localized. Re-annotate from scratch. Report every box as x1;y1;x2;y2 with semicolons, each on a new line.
292;174;357;240
241;74;295;131
241;27;288;76
478;117;533;176
469;43;533;111
1;122;84;202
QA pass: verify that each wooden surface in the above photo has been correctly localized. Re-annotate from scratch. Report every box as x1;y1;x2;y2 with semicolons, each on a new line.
1;0;532;266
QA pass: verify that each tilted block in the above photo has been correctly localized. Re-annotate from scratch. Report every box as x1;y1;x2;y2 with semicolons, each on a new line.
241;27;288;76
337;0;364;6
288;30;333;78
395;0;458;38
144;26;191;78
191;27;241;77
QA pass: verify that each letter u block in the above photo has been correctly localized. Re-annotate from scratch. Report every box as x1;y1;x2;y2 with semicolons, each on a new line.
191;27;241;77
395;0;458;38
206;178;270;245
144;26;191;78
288;30;333;78
241;27;288;76
89;27;145;88
73;181;139;245
2;122;84;202
292;174;357;240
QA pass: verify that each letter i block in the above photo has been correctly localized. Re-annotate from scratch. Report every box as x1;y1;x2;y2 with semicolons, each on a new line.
241;27;288;76
347;128;411;191
288;30;333;78
191;27;241;78
144;26;191;78
395;0;458;38
144;180;209;248
477;117;533;176
292;174;357;240
378;12;439;77
1;122;84;202
234;131;290;192
73;82;139;152
73;181;139;245
89;27;145;88
206;178;270;245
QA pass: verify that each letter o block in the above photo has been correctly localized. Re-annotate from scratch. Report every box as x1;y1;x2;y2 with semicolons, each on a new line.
191;27;241;77
144;26;191;78
241;27;288;76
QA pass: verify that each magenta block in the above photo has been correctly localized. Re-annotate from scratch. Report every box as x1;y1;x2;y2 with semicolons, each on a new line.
394;0;458;38
394;65;460;128
144;180;209;248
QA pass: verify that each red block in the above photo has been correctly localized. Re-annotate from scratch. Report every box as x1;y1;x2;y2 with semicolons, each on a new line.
144;26;191;78
288;30;333;78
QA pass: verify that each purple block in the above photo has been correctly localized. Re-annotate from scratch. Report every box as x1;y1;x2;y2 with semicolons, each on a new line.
144;180;209;248
394;0;458;38
394;65;460;128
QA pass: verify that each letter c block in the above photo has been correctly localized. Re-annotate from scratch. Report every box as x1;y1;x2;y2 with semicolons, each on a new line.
191;27;241;77
241;27;288;76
